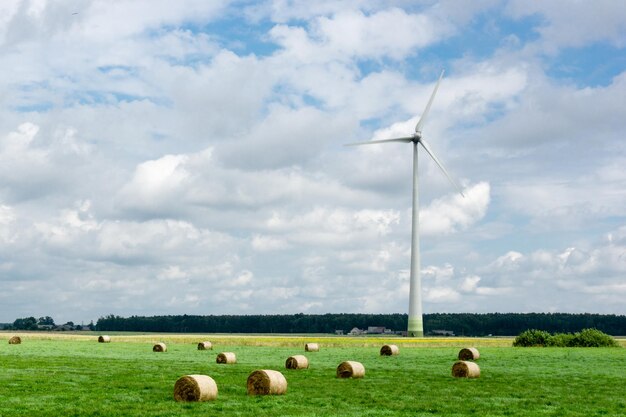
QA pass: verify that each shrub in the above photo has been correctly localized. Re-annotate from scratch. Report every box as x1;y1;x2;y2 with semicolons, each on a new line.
513;329;552;347
569;328;619;347
546;332;574;347
514;328;619;348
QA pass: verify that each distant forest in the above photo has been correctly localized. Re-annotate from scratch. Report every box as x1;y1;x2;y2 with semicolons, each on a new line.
95;313;626;336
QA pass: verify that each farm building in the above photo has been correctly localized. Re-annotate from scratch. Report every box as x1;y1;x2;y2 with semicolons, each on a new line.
348;327;365;335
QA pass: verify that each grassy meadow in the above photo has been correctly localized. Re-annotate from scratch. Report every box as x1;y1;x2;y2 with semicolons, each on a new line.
1;332;625;416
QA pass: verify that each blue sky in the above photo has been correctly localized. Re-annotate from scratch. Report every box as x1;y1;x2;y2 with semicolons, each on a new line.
0;0;625;324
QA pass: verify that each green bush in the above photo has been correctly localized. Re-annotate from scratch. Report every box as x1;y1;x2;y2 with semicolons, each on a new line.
515;328;619;347
546;332;575;347
513;329;552;347
570;328;619;347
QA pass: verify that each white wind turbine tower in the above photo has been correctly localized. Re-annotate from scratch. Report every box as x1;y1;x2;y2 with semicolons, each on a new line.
346;70;464;337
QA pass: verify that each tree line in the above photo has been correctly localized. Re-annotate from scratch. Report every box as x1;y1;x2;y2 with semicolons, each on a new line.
94;312;626;336
7;316;95;331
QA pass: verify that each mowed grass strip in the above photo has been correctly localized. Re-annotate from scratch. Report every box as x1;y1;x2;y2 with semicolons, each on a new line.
0;335;624;416
0;331;517;347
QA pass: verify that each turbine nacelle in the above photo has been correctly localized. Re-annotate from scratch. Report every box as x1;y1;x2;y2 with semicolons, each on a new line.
345;70;463;197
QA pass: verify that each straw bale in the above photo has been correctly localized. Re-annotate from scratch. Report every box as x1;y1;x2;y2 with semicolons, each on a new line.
304;343;319;352
336;361;365;379
98;335;111;343
458;347;480;361
197;341;213;350
153;342;167;352
380;344;399;356
8;336;21;345
452;360;480;378
285;355;309;370
174;375;218;402
216;352;236;364
247;370;287;395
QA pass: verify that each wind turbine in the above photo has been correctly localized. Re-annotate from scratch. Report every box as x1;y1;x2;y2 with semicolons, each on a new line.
346;70;464;337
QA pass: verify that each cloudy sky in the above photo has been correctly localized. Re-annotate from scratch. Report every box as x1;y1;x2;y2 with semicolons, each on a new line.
1;0;625;324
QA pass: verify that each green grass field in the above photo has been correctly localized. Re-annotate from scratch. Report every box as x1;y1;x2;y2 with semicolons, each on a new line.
1;333;625;416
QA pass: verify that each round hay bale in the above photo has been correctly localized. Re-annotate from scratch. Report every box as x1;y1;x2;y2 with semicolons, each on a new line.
380;344;399;356
285;355;309;370
247;370;287;395
304;343;319;352
336;361;365;379
8;336;21;345
452;360;480;378
197;341;213;350
98;335;111;343
153;342;167;352
173;375;218;402
458;347;480;361
216;352;236;364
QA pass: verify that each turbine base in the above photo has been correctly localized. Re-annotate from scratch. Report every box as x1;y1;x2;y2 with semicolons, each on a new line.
407;317;424;338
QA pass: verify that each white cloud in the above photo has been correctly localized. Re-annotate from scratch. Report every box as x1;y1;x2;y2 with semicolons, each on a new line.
160;50;274;138
469;227;626;311
0;0;229;46
424;286;461;303
3;122;39;151
248;0;370;23
270;7;451;63
420;182;490;235
353;209;400;234
479;71;626;151
499;159;626;232
440;66;528;124
167;293;201;308
252;235;289;252
0;204;17;243
230;270;253;287
409;223;626;313
95;220;206;261
119;154;190;210
0;204;15;225
313;9;446;60
265;207;402;247
506;0;626;50
422;263;455;283
483;251;523;272
0;122;98;203
216;104;352;169
459;275;480;293
157;265;188;282
30;201;237;268
0;123;48;182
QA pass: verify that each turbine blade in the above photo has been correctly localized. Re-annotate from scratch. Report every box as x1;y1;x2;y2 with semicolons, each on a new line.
415;70;444;134
344;137;413;146
419;138;465;197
